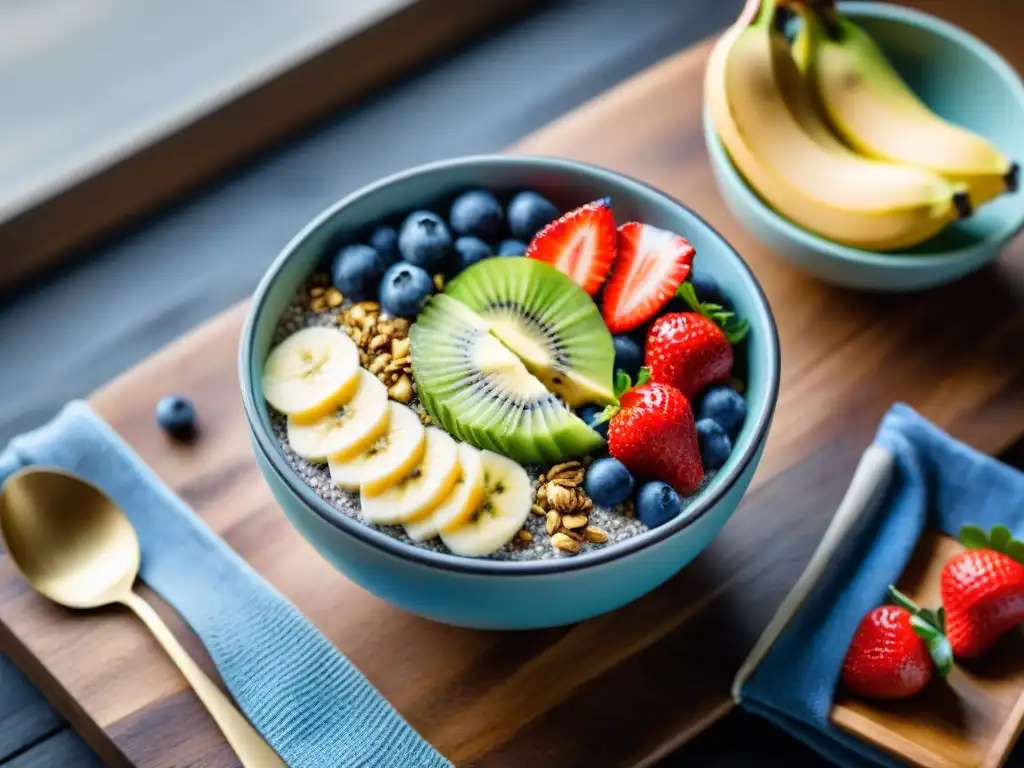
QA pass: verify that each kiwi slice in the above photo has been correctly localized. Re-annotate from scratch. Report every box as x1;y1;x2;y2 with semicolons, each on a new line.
444;258;616;407
411;295;604;463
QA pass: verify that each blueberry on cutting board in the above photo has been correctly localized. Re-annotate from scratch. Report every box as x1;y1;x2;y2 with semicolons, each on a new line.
507;191;560;241
449;189;504;240
156;395;197;439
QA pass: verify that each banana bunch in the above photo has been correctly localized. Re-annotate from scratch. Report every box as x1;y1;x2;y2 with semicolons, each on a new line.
705;0;1017;251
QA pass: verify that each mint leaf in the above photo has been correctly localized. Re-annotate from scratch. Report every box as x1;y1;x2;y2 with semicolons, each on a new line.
636;367;651;386
958;524;989;550
613;369;632;398
936;606;946;634
990;525;1012;553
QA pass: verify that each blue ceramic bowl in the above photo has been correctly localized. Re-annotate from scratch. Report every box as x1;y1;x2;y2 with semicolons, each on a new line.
240;155;780;629
703;2;1024;292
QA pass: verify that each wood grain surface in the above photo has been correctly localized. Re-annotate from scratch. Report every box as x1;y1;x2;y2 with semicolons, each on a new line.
1;1;1023;765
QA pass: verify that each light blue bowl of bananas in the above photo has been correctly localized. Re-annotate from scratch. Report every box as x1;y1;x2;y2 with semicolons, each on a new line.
702;0;1024;291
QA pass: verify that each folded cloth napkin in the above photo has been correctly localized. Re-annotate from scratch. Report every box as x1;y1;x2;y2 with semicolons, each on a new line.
0;401;451;768
735;403;1024;768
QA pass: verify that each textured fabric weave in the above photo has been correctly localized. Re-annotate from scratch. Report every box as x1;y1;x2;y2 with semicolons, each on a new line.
740;404;1024;767
0;401;451;768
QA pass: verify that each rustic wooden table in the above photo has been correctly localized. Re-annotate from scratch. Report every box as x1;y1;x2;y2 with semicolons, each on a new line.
1;0;1022;766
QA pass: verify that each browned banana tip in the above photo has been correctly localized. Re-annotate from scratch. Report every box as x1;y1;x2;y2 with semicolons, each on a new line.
952;191;973;221
1005;162;1020;193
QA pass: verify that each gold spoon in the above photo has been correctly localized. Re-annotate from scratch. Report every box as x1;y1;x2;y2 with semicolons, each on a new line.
0;467;286;768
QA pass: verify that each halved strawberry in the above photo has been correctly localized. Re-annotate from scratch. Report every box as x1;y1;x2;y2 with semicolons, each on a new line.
601;223;695;333
526;198;616;296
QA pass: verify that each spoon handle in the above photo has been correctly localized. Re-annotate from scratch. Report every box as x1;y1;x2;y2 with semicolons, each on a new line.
121;591;287;767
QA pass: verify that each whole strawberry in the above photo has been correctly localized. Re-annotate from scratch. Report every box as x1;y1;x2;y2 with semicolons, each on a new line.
646;313;733;399
942;525;1024;659
842;586;952;701
842;605;934;700
645;281;749;399
606;379;703;495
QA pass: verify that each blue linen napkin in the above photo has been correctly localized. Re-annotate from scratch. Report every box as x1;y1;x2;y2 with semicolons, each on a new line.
0;401;452;768
737;403;1024;767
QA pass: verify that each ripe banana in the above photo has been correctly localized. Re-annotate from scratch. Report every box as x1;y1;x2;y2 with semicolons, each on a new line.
329;402;426;495
792;7;1018;210
286;369;389;463
705;0;970;251
440;450;532;557
404;442;486;541
262;327;360;421
360;426;460;525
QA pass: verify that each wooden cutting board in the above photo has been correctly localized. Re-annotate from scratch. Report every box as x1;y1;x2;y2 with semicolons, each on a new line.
2;1;1023;765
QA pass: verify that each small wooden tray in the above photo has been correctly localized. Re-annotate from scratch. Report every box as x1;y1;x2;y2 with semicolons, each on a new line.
832;531;1024;768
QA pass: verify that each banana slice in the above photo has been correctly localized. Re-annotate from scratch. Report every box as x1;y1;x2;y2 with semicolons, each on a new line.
440;450;532;557
263;327;360;420
404;443;485;541
328;402;426;495
286;369;389;463
360;427;460;525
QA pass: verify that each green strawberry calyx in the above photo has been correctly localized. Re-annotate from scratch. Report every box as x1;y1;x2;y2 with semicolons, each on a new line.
957;524;1024;564
887;585;953;677
676;281;750;345
590;367;651;426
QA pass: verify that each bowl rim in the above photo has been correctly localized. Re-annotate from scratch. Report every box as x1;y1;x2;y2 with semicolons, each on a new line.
239;154;781;576
703;0;1024;269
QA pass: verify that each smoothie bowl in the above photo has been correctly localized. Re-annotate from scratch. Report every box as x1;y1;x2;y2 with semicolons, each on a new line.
240;155;780;629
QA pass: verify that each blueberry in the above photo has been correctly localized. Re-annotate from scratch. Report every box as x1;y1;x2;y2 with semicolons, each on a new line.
331;244;387;301
507;191;560;241
584;457;635;507
689;269;728;307
697;385;747;438
379;262;434;318
696;418;732;470
453;236;493;272
612;335;644;377
635;481;682;528
156;395;196;439
578;404;609;439
449;189;504;240
398;211;453;270
368;226;400;266
496;239;528;256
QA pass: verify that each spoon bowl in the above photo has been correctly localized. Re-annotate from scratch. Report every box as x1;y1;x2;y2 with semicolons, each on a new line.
0;467;139;609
